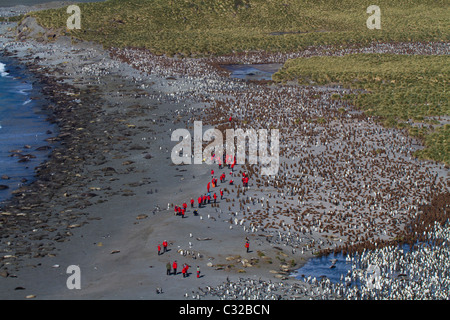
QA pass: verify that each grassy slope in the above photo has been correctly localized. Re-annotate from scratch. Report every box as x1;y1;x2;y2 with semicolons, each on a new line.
273;54;449;164
31;0;449;55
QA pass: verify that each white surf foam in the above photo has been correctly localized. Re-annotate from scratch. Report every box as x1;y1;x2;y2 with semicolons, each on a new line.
0;62;8;77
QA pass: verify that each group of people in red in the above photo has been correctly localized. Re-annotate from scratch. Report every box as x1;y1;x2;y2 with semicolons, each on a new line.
166;260;201;278
157;240;169;255
160;242;201;278
159;146;254;280
172;154;246;217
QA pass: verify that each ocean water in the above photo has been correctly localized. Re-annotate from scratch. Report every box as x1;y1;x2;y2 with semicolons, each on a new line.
294;252;355;285
294;243;417;288
0;58;55;203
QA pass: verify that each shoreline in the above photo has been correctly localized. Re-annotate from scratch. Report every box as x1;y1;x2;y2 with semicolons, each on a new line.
0;3;448;300
0;53;58;203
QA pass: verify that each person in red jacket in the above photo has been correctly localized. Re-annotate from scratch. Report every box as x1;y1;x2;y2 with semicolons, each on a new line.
207;182;210;193
163;240;168;253
182;202;187;210
190;198;194;208
220;189;224;200
245;241;250;253
198;196;202;208
181;208;185;218
213;193;217;203
173;261;178;275
158;244;161;255
243;176;249;187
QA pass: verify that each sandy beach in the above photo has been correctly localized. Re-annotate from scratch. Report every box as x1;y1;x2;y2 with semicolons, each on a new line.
0;2;448;301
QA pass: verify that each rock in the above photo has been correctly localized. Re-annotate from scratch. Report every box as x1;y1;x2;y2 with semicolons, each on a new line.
17;17;46;40
35;146;52;151
226;256;238;261
0;270;9;278
136;214;148;220
129;144;145;150
196;237;212;241
81;192;97;198
102;167;117;176
1;175;9;180
280;264;290;272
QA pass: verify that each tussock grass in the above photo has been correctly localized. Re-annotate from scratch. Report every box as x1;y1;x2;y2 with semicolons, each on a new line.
273;53;449;164
31;0;449;55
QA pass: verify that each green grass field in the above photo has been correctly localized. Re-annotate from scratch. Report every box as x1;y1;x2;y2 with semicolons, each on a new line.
273;53;449;164
31;0;449;55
